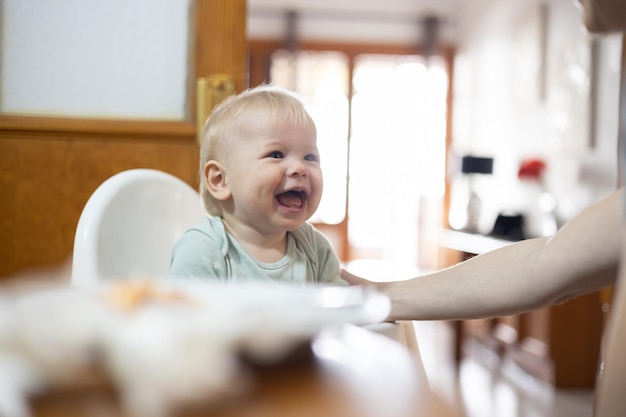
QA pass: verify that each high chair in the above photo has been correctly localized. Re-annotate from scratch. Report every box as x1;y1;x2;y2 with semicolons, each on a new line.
71;169;205;287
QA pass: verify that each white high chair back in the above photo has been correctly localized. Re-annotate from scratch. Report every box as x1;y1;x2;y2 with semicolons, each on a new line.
71;169;205;287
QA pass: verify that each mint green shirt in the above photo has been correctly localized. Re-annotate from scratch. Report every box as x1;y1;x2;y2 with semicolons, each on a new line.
168;216;345;285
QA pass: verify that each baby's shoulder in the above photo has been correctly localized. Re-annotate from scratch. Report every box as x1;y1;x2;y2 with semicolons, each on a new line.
290;222;331;248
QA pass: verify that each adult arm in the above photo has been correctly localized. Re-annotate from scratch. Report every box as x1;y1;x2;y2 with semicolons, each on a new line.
342;189;623;321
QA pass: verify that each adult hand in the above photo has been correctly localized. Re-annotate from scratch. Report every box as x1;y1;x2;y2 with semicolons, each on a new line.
340;268;377;287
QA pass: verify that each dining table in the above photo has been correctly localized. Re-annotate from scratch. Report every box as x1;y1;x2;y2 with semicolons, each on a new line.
28;321;454;417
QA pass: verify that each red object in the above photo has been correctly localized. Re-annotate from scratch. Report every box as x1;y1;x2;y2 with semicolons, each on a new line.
518;158;546;180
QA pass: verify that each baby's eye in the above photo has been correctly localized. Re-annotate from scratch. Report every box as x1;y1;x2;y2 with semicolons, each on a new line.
304;154;319;162
267;151;284;159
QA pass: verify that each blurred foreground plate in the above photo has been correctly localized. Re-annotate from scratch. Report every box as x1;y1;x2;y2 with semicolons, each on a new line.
143;281;393;362
12;280;391;362
2;281;392;416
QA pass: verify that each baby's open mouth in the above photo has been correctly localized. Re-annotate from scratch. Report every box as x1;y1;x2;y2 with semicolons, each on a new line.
276;190;306;208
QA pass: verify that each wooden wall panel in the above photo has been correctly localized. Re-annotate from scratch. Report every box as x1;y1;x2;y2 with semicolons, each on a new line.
550;293;603;387
0;134;198;278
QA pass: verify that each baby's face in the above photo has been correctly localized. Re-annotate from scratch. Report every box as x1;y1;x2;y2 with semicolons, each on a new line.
222;110;323;235
577;0;626;33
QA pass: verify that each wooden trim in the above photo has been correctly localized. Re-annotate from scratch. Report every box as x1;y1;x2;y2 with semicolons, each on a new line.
443;51;456;230
0;115;195;139
249;38;455;58
196;0;247;92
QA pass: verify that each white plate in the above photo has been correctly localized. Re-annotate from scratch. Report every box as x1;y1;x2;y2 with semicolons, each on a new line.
136;281;392;362
10;280;391;361
2;281;391;416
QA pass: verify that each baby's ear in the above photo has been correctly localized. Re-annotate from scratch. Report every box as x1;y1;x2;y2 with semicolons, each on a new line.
204;161;231;201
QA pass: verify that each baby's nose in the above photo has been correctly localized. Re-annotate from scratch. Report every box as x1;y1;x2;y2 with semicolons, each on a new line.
287;159;308;176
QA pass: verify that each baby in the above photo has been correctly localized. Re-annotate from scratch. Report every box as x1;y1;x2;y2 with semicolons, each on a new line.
169;85;345;285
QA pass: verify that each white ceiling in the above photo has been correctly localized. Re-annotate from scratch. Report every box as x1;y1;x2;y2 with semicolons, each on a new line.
247;0;461;44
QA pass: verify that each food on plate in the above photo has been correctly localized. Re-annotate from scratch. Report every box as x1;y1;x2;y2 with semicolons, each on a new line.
105;278;190;311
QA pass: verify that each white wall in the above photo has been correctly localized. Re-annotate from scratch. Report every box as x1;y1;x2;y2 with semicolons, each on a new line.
1;0;191;120
247;0;459;44
451;0;621;235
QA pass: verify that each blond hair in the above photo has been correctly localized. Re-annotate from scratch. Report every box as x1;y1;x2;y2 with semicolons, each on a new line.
199;84;315;216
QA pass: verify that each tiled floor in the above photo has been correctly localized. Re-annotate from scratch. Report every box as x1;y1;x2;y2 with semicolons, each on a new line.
412;320;595;417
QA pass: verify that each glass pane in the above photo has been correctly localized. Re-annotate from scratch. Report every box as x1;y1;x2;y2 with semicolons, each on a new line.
270;50;350;224
349;54;448;263
1;0;191;120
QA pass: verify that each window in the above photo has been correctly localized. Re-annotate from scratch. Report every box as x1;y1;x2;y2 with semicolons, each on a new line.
252;40;451;264
349;54;448;264
271;50;350;225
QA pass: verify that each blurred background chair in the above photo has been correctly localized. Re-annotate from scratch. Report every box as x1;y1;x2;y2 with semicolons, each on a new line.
71;169;205;287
